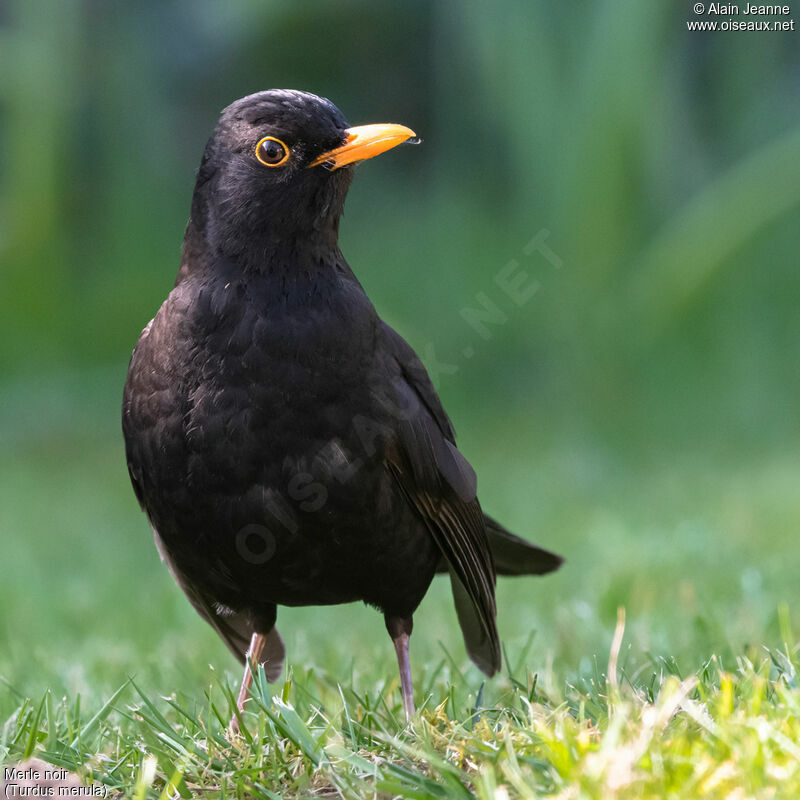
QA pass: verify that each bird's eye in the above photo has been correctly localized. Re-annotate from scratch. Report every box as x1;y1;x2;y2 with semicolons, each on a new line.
255;136;290;167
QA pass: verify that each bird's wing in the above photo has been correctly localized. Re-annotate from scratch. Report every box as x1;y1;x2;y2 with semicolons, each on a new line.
377;325;563;578
379;322;457;440
380;324;501;675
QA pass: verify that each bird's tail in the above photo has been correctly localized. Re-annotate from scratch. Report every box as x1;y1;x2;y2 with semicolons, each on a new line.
435;514;563;578
483;514;563;576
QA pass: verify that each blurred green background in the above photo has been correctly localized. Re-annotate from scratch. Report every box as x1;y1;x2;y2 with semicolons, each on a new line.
1;0;799;710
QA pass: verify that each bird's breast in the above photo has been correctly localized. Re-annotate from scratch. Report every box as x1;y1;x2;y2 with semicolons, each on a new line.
128;270;388;487
122;268;436;611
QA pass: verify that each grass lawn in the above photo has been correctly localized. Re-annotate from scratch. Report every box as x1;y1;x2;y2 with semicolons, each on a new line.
2;371;799;798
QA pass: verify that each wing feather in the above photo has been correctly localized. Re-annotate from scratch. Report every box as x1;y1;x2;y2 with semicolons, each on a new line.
381;324;501;675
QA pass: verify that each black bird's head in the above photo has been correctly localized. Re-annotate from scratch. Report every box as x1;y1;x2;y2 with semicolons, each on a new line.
190;89;417;268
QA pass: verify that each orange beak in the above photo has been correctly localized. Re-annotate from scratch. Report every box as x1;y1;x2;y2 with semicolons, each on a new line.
308;123;418;170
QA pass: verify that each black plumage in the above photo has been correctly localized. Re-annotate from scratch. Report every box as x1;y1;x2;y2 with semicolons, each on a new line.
122;89;562;721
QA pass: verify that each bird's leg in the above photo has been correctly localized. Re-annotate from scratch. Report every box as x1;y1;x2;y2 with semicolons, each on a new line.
229;632;266;733
385;615;415;720
394;633;415;719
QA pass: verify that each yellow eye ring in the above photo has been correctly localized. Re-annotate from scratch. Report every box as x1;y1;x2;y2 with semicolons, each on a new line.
255;136;290;167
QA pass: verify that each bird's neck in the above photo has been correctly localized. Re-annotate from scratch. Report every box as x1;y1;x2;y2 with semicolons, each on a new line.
178;216;350;283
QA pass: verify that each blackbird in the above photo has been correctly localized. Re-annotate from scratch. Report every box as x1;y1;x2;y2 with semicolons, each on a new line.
122;89;562;723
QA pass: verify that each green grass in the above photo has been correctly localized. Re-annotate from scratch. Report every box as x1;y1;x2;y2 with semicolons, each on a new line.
4;636;800;798
2;373;800;797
